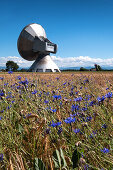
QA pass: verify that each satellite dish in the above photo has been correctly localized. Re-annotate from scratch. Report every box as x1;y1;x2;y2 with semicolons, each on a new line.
17;23;60;72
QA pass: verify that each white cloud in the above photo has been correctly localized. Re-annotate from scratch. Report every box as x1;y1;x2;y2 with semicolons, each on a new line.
0;56;33;68
0;55;113;68
51;56;113;68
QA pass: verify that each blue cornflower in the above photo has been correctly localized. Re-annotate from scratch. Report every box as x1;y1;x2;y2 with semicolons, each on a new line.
25;113;31;118
63;82;66;85
17;76;21;80
49;121;61;127
64;117;76;124
73;128;80;134
56;77;59;80
102;124;107;129
86;116;92;122
106;87;109;90
45;128;50;134
89;134;94;138
20;79;29;85
8;71;13;74
0;92;4;97
0;153;3;161
0;77;3;80
51;109;57;112
100;148;109;153
71;104;79;111
44;100;49;104
0;116;3;120
82;107;87;111
74;97;82;102
52;95;61;100
97;96;105;102
32;90;37;94
89;100;95;106
57;127;63;134
105;92;112;98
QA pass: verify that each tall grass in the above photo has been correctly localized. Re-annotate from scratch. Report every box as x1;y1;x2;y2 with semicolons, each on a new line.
0;72;113;169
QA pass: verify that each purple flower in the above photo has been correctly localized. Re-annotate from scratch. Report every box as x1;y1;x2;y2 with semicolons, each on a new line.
45;128;50;134
17;76;21;80
86;116;92;122
100;148;109;153
0;116;3;120
0;92;4;97
71;104;79;111
105;92;112;98
32;90;37;94
102;124;107;129
73;128;80;134
8;71;13;74
97;96;105;102
89;100;95;106
52;95;62;100
74;97;82;102
57;127;63;134
0;153;3;161
64;117;76;124
0;77;3;80
49;121;61;127
44;100;49;104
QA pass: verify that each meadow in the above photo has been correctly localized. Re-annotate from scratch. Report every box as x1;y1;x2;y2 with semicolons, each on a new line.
0;72;113;170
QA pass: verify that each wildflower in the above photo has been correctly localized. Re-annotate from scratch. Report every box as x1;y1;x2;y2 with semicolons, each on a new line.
56;77;59;80
25;113;31;118
64;117;76;124
51;109;57;112
89;100;95;106
105;92;112;98
0;116;3;120
82;107;87;111
0;153;3;161
73;128;80;134
17;76;21;80
49;120;61;127
8;71;13;74
45;128;50;134
52;95;61;100
100;148;109;153
0;77;3;80
74;97;82;102
97;96;105;102
57;127;63;134
0;92;4;97
102;124;107;129
71;104;79;111
86;116;92;122
32;90;37;94
44;100;49;104
63;82;66;85
106;87;109;90
20;79;29;85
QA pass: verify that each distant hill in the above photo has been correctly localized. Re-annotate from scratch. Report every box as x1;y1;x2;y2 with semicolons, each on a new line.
1;66;113;71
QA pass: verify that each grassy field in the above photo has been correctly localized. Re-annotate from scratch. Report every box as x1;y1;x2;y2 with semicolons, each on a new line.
0;72;113;170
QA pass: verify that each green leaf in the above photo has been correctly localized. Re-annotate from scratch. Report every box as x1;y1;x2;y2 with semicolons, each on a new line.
60;148;67;168
18;124;24;134
34;158;46;170
71;148;81;168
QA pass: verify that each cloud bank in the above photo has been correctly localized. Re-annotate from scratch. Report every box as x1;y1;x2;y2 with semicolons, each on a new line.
0;56;113;68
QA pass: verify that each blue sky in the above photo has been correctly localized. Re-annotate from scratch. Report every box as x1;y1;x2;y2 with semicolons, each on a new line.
0;0;113;68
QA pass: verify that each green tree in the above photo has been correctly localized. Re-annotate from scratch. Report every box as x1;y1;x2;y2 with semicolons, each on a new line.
94;64;102;71
6;61;19;71
80;67;88;71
